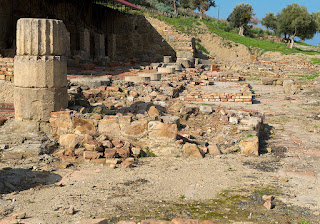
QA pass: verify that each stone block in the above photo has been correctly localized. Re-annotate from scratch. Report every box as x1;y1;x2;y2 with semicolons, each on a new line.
240;136;259;156
138;73;161;81
163;56;172;63
283;79;295;94
121;119;148;138
176;58;192;68
148;121;177;139
176;51;194;59
183;143;204;158
199;105;212;115
124;76;151;83
158;67;175;74
98;117;120;137
261;77;276;85
16;18;67;56
14;55;67;88
70;77;111;89
14;87;68;121
160;115;180;127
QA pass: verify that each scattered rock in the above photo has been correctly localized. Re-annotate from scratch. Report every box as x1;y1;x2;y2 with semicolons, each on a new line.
183;143;204;158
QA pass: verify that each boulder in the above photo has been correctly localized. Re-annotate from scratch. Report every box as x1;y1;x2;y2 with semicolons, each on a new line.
148;121;177;139
59;134;84;149
183;143;204;158
240;136;259;156
199;105;212;115
98;116;120;137
121;119;148;138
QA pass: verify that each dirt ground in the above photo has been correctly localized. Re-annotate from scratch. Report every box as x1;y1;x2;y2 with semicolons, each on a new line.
1;53;320;223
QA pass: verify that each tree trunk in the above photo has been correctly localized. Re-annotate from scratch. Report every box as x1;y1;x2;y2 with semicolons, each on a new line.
173;0;177;15
238;25;244;36
200;9;203;20
289;35;295;49
289;27;297;49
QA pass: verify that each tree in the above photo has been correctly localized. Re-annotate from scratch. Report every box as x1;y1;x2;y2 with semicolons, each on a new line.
227;3;254;36
278;4;317;48
261;13;278;33
181;0;216;19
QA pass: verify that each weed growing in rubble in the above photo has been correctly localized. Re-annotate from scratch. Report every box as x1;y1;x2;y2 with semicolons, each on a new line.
180;194;185;199
298;222;312;224
139;147;157;157
227;167;236;172
246;134;254;138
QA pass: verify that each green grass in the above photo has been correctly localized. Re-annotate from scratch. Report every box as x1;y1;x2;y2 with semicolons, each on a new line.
298;72;320;80
196;41;209;54
152;15;199;34
153;13;320;56
203;20;320;55
139;147;157;157
296;41;314;47
310;58;320;65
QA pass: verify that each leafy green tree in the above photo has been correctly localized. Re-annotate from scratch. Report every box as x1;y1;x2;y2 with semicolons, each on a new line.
261;13;278;33
181;0;215;19
227;3;254;36
278;4;316;48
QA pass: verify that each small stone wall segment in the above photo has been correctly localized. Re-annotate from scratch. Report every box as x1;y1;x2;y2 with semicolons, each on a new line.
14;18;68;122
0;57;14;82
146;17;195;59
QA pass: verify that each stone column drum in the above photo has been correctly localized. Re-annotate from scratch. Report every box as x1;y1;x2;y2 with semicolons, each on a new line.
14;18;68;122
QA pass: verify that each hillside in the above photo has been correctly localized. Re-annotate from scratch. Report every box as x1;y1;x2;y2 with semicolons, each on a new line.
144;13;320;64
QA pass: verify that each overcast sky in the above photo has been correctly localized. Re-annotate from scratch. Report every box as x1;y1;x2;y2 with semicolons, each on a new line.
206;0;320;46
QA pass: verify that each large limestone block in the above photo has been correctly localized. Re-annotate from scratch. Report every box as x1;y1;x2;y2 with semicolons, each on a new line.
148;121;177;139
124;76;151;83
16;18;67;56
138;73;161;81
183;143;204;158
98;116;120;137
14;55;67;88
240;136;259;156
121;119;148;138
14;87;68;121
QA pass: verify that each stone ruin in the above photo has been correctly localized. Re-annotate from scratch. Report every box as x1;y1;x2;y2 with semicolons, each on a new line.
0;17;264;166
14;18;68;122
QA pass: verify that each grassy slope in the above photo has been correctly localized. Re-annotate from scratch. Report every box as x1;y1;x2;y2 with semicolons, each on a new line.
150;14;320;56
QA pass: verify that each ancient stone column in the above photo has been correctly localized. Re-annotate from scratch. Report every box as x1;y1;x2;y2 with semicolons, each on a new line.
14;18;68;122
94;33;105;60
80;28;90;59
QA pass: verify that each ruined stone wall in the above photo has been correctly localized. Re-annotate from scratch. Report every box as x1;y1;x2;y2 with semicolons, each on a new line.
111;15;176;63
0;0;194;63
145;17;196;60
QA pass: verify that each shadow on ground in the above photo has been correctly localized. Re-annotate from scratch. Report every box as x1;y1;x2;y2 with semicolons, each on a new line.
0;168;61;194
